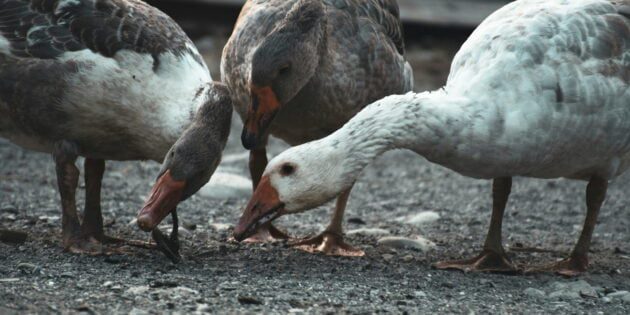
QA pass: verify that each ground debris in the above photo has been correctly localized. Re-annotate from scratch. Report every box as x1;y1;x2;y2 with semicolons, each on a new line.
0;229;27;244
238;296;263;305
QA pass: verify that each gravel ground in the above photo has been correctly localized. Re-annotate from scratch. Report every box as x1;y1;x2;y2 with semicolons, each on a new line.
2;30;630;314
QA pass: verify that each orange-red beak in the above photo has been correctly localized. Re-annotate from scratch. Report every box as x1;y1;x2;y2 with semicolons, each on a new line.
137;170;185;232
233;176;284;241
241;86;280;150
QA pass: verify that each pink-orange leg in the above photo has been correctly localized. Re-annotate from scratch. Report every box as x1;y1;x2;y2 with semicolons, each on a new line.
434;177;517;273
528;176;607;276
292;186;365;257
244;146;290;243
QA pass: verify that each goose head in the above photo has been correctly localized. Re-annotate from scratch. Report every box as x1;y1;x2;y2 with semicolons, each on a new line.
137;83;233;232
241;0;326;149
233;139;352;241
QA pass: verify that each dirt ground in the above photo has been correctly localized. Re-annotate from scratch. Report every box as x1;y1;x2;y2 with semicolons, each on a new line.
1;22;630;315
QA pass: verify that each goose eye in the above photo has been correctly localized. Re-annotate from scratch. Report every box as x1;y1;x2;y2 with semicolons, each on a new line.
280;163;296;176
278;65;290;75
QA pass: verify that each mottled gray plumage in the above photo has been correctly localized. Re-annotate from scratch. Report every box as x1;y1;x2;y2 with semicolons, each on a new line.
222;0;413;145
0;0;213;161
0;0;197;65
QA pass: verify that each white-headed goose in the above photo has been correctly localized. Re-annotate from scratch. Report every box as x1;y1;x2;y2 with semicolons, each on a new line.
233;0;630;275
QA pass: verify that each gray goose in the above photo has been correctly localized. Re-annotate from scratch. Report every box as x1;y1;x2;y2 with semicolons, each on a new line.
0;0;232;254
223;0;413;256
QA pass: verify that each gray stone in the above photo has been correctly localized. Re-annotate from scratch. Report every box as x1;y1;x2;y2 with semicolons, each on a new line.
548;290;581;300
126;285;150;295
17;263;38;274
548;280;596;300
199;172;251;199
607;290;630;298
524;288;546;298
129;308;149;315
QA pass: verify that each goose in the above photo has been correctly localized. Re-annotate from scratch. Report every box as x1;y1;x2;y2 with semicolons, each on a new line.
233;0;630;275
0;0;232;254
222;0;413;255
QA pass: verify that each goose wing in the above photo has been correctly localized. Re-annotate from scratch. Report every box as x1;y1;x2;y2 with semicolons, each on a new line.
0;0;193;64
331;0;405;54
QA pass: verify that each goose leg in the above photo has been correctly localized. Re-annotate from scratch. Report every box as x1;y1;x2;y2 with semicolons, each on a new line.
54;148;85;253
529;176;607;276
80;158;105;242
434;177;517;273
243;145;290;242
292;187;365;257
80;158;152;252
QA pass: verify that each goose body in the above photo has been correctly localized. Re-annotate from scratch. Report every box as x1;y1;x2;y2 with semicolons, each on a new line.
223;0;413;253
235;0;629;274
0;0;233;254
222;0;413;145
0;0;212;162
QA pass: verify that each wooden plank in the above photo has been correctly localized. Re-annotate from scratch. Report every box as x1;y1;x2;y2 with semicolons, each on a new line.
159;0;511;27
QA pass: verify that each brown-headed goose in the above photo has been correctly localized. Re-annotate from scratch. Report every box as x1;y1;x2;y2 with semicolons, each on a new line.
222;0;413;255
0;0;232;254
233;0;630;275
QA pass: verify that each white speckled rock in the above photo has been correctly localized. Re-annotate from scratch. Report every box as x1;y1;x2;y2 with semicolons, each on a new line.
396;211;440;225
199;172;251;199
208;222;232;231
346;228;391;236
377;236;436;252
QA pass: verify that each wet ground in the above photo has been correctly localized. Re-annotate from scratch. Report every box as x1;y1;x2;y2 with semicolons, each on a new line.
1;22;630;315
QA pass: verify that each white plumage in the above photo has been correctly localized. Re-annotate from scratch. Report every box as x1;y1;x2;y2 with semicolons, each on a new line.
245;0;629;275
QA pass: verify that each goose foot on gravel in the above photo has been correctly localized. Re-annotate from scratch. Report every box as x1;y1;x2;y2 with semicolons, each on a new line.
434;250;518;274
292;232;365;257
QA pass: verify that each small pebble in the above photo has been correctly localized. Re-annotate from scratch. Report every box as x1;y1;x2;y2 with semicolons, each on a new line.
607;290;630;298
382;254;395;262
346;228;390;236
377;236;436;252
524;288;545;298
397;211;440;225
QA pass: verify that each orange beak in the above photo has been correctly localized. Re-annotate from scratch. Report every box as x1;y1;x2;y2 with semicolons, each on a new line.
137;170;185;232
233;176;285;241
241;86;280;149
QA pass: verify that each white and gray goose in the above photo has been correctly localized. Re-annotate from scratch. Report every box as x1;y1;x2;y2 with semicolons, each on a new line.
0;0;232;255
234;0;630;275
